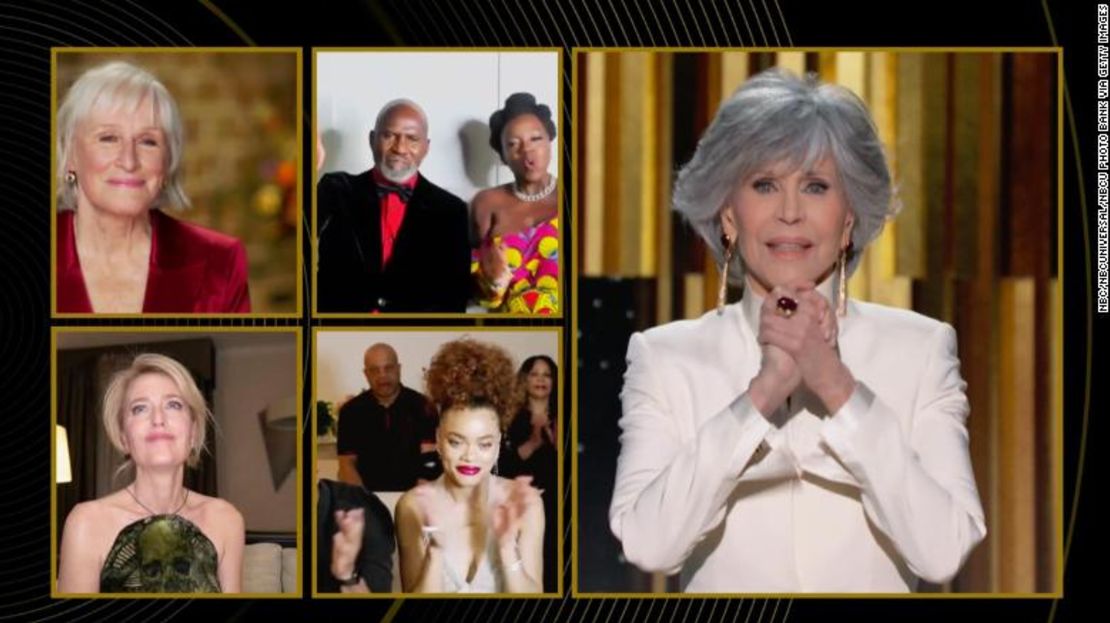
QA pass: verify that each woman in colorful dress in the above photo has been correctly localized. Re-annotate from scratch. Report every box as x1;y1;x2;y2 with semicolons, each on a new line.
471;93;559;315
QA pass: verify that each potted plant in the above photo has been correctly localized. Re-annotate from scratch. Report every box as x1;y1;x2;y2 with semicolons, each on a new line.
316;400;337;441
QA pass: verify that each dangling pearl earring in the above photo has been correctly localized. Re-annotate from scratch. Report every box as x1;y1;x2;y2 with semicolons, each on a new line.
717;233;735;315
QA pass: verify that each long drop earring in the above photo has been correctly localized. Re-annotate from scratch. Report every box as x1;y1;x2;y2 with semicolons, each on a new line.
717;233;734;315
837;246;848;317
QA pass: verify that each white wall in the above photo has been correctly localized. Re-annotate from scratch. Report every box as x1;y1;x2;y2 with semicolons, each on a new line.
315;329;560;406
316;51;559;202
215;337;298;533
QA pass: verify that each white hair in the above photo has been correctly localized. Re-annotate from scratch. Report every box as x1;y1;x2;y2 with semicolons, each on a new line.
373;98;429;134
56;61;189;212
672;68;899;281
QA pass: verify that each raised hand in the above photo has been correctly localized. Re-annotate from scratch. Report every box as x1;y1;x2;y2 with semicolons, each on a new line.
749;284;808;415
331;508;365;579
410;483;448;549
541;420;556;447
477;213;512;291
800;288;840;350
491;476;542;549
759;284;855;413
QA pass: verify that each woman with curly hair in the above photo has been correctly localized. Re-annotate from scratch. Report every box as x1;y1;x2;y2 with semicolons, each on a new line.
471;92;559;314
394;339;545;593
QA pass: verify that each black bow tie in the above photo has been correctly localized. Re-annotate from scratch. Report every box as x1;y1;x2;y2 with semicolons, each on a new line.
375;181;413;203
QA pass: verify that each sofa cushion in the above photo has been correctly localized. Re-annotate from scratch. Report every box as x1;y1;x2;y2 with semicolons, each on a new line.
281;547;297;593
243;542;283;594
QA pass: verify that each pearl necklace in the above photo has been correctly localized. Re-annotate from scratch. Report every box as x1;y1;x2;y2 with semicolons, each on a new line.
512;175;557;202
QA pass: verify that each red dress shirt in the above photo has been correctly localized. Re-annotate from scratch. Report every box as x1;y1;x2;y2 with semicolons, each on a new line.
371;168;416;267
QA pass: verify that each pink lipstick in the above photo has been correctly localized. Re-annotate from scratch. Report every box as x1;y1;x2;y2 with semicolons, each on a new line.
765;237;813;259
456;465;481;476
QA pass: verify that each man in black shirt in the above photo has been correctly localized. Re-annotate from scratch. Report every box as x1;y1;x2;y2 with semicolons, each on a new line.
337;343;438;491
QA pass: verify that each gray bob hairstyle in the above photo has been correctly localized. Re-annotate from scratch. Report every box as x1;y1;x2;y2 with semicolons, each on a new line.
672;68;898;283
56;61;190;212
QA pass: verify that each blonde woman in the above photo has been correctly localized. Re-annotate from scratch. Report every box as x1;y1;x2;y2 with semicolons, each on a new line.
58;353;244;593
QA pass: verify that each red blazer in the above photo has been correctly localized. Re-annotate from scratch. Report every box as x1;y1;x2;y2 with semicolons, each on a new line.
56;210;250;313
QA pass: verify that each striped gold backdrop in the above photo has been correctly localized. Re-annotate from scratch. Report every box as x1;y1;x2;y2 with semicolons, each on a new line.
577;50;1059;594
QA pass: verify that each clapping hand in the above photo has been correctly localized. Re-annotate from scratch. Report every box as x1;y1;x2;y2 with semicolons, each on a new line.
331;508;365;579
541;420;557;446
411;483;449;549
492;476;542;549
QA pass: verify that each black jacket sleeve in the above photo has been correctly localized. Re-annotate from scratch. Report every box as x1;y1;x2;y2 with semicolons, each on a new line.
316;479;396;593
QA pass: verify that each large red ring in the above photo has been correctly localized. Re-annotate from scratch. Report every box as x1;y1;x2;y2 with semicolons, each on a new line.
776;296;798;318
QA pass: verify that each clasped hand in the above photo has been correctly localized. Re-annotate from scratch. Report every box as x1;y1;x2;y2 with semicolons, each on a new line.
750;281;855;416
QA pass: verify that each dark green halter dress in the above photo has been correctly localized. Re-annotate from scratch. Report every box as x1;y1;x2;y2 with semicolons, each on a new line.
99;514;221;593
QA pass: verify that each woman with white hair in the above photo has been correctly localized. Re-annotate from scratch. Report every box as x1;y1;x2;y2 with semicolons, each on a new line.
55;61;250;313
57;354;244;593
609;69;986;592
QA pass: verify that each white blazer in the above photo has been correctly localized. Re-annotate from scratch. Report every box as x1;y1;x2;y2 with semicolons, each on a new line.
609;288;986;592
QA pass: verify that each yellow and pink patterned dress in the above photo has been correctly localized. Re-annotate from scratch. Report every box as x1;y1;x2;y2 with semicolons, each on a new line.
471;217;559;314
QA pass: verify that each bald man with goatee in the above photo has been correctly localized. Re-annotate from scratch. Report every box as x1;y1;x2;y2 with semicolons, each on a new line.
317;99;471;313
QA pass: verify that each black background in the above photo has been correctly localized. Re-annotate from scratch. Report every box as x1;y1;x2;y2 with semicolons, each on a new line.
0;1;1100;621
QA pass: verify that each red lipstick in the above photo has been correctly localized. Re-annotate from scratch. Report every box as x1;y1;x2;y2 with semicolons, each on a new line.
456;465;481;476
